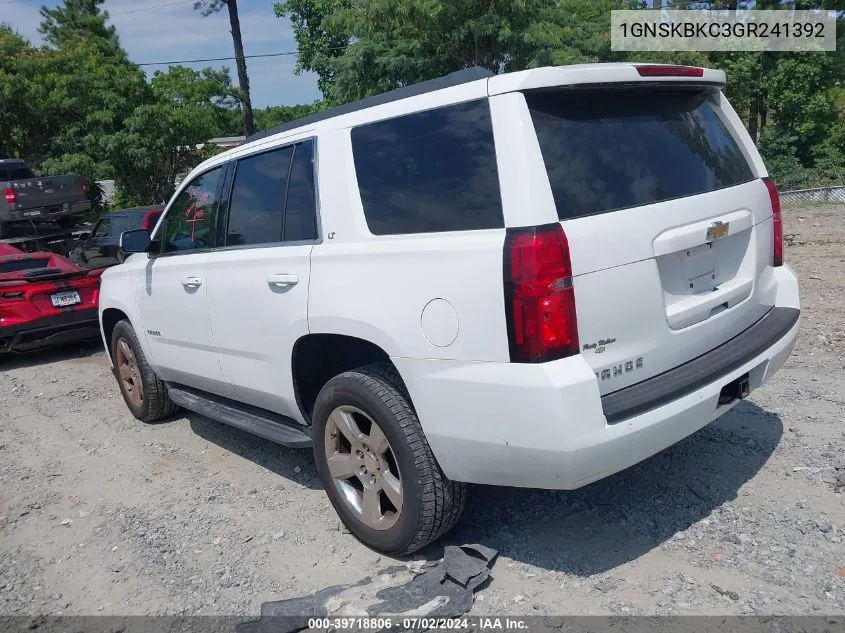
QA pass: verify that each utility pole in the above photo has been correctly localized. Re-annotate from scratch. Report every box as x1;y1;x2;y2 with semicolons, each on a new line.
194;0;255;137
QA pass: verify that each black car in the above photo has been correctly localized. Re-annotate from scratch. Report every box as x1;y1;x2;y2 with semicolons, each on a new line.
69;206;163;269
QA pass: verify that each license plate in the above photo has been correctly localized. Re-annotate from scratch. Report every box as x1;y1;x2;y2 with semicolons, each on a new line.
62;202;70;213
50;290;81;307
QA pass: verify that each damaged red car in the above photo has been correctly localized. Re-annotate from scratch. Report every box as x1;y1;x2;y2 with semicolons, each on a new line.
0;243;104;353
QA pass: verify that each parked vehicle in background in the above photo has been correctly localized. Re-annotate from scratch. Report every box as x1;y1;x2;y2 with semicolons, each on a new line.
69;206;163;269
1;159;91;239
99;63;800;556
0;242;104;353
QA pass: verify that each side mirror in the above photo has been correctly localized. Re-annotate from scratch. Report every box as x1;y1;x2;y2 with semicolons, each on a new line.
120;229;152;253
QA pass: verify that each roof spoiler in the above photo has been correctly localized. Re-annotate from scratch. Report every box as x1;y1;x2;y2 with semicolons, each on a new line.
489;63;726;96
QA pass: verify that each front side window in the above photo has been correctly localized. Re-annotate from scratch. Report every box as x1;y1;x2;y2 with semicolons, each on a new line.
351;100;504;235
160;167;222;253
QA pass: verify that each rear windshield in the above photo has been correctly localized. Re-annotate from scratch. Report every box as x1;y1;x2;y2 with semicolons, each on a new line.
525;89;755;221
112;214;145;235
0;166;34;180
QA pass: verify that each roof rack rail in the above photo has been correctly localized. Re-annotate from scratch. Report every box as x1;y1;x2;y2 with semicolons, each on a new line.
247;66;494;143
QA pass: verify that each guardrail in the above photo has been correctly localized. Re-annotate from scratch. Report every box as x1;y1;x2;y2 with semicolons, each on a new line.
780;185;845;206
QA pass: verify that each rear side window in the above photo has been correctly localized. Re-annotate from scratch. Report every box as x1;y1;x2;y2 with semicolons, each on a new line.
225;139;318;246
283;142;318;242
526;89;755;220
226;145;294;246
111;214;142;237
351;99;503;235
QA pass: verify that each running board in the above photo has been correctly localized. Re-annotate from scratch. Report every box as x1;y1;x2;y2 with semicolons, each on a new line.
166;383;312;448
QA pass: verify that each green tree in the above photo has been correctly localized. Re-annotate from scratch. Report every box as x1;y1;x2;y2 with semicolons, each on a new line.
39;0;126;60
523;0;630;67
254;102;324;131
363;0;557;103
0;25;43;159
274;0;351;96
151;65;240;137
108;65;241;206
36;35;151;184
2;1;252;210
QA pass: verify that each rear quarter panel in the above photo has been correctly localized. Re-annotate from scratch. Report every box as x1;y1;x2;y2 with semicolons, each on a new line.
308;128;511;362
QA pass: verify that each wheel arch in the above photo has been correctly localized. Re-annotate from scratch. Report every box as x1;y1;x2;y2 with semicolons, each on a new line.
101;307;129;360
292;333;408;424
101;307;152;366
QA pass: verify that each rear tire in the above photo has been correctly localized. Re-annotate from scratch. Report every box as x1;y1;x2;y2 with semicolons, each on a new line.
312;363;466;556
110;320;179;422
0;222;9;239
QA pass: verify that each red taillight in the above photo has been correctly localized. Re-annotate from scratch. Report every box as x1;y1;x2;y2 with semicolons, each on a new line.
80;177;88;194
635;65;704;77
4;186;16;205
504;223;579;363
763;177;783;267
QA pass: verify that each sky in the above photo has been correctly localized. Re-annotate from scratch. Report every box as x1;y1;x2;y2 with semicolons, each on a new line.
1;0;323;108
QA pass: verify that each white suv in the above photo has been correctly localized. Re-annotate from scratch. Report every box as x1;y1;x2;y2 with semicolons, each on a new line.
100;63;800;556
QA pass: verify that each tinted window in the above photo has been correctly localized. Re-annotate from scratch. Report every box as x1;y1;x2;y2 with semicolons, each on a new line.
227;146;294;246
526;89;754;220
91;219;110;239
351;100;503;235
161;167;222;253
0;259;50;273
143;210;163;231
283;141;317;242
111;214;143;238
0;166;34;180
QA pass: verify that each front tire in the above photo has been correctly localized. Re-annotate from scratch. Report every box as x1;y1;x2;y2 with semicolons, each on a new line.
312;363;466;556
110;320;179;422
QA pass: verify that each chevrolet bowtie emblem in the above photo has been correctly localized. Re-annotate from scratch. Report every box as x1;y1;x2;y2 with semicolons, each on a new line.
706;221;729;241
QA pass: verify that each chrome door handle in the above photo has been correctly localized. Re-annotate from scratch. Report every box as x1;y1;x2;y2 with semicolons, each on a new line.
181;276;203;288
267;273;299;287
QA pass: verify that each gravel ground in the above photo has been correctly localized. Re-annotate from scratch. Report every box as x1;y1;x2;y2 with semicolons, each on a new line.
1;204;843;617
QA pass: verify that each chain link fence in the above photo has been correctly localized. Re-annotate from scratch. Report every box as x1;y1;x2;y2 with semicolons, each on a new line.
780;185;845;207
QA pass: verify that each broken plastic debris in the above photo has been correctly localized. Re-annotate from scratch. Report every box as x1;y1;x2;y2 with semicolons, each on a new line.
237;543;498;633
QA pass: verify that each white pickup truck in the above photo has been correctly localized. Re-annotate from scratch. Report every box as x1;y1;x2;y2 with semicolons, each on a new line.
98;63;800;555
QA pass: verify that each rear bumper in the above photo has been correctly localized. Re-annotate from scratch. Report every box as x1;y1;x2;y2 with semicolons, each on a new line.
0;308;100;353
395;265;800;490
3;199;90;221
